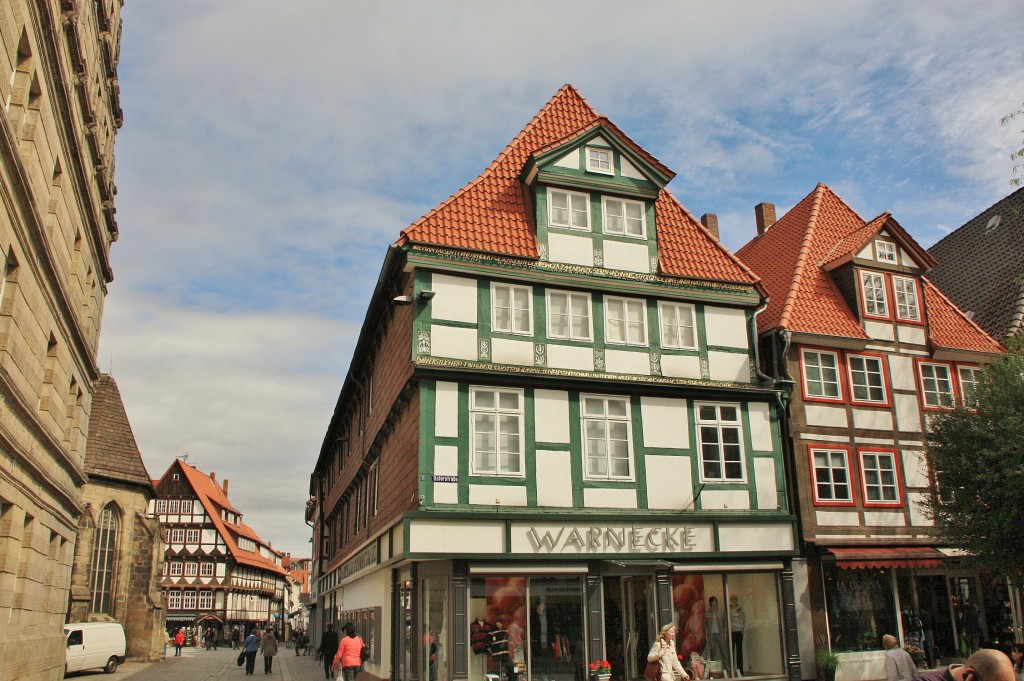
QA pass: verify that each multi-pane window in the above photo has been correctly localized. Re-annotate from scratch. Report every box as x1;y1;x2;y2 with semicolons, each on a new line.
547;291;592;341
696;403;745;481
167;590;182;609
198;590;213;609
875;240;897;263
186;529;200;543
88;505;119;614
893;277;920;321
860;451;900;505
958;366;983;407
492;283;532;335
811;449;852;503
549;189;590;230
182;590;197;609
200;562;215;577
168;499;180;513
582;395;632;480
470;388;524;476
367;461;379;518
603;197;645;237
184;562;198;577
848;354;887;403
658;302;697;350
802;349;842;399
586;147;613;174
860;271;888;317
169;528;185;544
180;500;193;514
155;499;167;514
605;297;647;346
920;362;955;408
169;561;183;576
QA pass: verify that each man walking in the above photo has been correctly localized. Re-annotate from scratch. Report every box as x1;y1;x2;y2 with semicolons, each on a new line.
883;635;917;681
319;623;340;680
242;628;261;676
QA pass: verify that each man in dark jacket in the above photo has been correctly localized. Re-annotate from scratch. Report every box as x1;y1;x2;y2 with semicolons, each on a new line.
320;623;340;680
916;649;1014;681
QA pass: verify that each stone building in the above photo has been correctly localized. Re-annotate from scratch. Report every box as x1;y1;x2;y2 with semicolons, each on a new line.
66;374;165;660
0;0;123;678
310;85;801;681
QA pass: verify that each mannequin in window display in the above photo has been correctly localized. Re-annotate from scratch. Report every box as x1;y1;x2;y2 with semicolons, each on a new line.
704;597;730;675
728;595;745;676
489;622;513;681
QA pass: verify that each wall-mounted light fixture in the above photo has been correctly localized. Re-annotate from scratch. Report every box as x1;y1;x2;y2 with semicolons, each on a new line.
419;290;436;300
392;295;413;305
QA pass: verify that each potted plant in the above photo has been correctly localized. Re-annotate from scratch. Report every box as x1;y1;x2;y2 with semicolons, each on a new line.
589;660;612;681
815;646;841;681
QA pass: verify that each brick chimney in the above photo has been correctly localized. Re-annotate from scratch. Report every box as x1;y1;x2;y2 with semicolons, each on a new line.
700;213;719;239
755;202;776;235
210;471;216;482
222;479;229;496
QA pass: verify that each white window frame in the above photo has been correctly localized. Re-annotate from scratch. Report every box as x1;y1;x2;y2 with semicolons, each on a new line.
180;500;193;514
810;448;853;503
168;499;180;513
801;349;843;400
367;461;379;518
874;240;897;263
198;590;213;609
469;387;525;477
848;354;887;404
695;402;746;482
155;499;167;514
919;362;955;408
185;528;200;543
581;394;634;481
893;276;920;322
167;590;182;609
958;365;983;407
182;590;197;609
200;562;215;577
604;296;648;346
602;196;646;238
860;271;889;317
184;561;198;577
548;188;590;231
860;450;901;506
491;282;533;336
546;290;592;341
169;561;183;576
658;301;698;350
586;146;613;175
169;528;185;544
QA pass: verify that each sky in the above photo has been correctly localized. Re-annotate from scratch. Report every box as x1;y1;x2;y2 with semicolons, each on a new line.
102;1;1024;558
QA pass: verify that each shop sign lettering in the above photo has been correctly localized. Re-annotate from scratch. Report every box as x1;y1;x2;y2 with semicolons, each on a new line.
338;543;377;579
522;525;698;554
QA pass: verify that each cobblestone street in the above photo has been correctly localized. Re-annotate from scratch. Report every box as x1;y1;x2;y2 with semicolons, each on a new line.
73;645;334;681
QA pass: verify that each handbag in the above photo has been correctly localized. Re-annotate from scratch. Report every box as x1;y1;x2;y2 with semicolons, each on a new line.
644;659;662;681
237;651;245;666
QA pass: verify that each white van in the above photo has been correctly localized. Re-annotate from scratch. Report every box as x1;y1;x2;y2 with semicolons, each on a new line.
64;622;127;674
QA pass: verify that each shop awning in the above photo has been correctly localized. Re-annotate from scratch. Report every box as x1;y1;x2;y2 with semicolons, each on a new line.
827;547;945;569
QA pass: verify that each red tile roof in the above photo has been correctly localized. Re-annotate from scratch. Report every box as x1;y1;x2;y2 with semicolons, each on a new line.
736;183;1003;354
398;84;759;286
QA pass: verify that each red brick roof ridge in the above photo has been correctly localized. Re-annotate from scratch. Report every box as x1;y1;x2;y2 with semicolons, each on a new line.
922;277;1006;353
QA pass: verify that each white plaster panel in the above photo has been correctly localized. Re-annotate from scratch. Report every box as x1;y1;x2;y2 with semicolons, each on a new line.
534;390;570;444
894;393;923;433
433;481;459;505
554;149;579;169
708;351;750;383
660;354;702;379
797;433;850;443
620;156;643;179
408;520;505;554
852;409;893;431
583;487;638;509
536;450;573;507
864;320;895;341
429;273;478;323
469;485;528;507
900;250;916;267
901;450;929;488
704;307;749;349
908;492;933;526
433;446;459;504
816;510;860;526
604;240;649;273
592;136;609;146
856;244;873;260
700;489;750;511
434;381;459;438
605;348;651;375
640;396;688;449
897;325;927;346
548;232;594;267
547;344;594;371
509;521;715;555
645;455;693;509
804;404;849;428
718;523;794;552
754;458;778;510
863;511;906;527
887;355;916;391
747;402;773;451
431;325;478;360
491;338;534;366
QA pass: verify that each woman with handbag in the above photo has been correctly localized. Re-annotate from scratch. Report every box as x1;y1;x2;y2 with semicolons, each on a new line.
647;624;690;681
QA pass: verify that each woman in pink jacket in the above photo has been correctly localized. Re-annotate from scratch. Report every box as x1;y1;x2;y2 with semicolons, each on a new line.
332;623;366;681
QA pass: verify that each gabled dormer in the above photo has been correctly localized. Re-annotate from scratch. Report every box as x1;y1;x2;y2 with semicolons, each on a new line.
521;122;674;274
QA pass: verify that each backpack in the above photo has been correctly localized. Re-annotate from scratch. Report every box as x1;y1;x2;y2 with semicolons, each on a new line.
361;644;370;662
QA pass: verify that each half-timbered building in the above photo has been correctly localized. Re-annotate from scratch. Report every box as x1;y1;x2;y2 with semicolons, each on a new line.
736;184;1007;679
310;86;802;681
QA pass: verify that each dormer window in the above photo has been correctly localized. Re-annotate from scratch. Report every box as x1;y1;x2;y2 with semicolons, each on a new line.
603;197;645;238
893;277;920;322
549;189;590;230
860;271;889;318
874;240;897;263
586;146;613;175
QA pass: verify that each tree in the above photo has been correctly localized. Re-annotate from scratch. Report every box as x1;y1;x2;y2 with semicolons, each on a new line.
1003;103;1024;187
923;342;1024;581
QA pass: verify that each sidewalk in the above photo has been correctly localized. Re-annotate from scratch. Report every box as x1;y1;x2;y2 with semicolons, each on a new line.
107;644;332;681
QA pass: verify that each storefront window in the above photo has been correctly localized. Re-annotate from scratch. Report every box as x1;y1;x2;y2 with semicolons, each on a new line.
824;566;897;652
530;578;585;681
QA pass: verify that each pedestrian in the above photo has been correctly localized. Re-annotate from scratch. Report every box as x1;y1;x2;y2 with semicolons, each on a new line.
261;628;279;674
174;628;185;656
883;634;918;681
242;628;261;676
319;623;340;680
333;622;366;681
964;603;983;653
647;624;690;681
231;626;239;650
916;649;1015;681
1010;644;1024;681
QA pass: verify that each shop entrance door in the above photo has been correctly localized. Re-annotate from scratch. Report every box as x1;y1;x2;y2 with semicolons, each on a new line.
603;577;654;681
